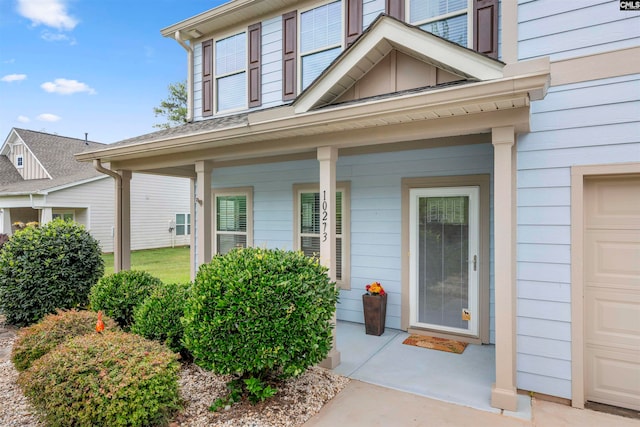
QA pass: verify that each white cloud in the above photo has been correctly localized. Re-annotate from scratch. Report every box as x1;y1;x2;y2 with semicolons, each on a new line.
41;78;96;95
17;115;30;123
3;59;16;64
1;74;27;82
41;30;76;44
37;113;61;122
17;0;78;31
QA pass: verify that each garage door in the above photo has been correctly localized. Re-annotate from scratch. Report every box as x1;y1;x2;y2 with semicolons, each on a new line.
584;175;640;410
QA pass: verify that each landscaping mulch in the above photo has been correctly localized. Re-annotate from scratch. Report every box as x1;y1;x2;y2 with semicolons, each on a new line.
0;316;349;427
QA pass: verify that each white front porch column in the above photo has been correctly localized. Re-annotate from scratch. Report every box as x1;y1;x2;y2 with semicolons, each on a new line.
491;126;518;411
114;169;132;272
317;146;341;369
195;161;212;273
40;207;53;225
1;209;11;235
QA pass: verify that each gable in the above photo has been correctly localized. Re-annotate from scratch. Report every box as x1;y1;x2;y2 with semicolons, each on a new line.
294;15;505;113
335;50;466;104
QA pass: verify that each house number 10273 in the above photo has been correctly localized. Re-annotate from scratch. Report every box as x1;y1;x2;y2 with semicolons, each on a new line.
321;190;328;242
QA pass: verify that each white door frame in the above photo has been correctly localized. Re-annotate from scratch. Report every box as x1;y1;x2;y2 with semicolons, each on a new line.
409;186;480;337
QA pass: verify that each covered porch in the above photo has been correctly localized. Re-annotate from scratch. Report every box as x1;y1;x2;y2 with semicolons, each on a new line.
334;320;531;419
76;33;550;410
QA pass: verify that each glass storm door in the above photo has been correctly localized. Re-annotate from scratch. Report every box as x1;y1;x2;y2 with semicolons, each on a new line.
409;187;479;336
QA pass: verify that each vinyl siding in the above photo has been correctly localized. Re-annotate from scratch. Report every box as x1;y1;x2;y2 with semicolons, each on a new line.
11;143;48;180
44;174;191;253
261;15;283;108
363;0;384;28
193;42;203;119
210;142;495;335
518;0;640;61
515;73;640;398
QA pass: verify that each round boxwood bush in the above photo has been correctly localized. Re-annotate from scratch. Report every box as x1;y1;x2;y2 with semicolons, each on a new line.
12;309;118;372
18;331;182;427
182;247;339;380
0;219;104;326
131;282;190;357
89;270;162;330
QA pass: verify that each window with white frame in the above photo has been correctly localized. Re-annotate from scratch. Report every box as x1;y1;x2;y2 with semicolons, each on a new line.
214;188;253;255
215;32;247;112
52;211;74;221
16;154;24;168
409;0;470;48
175;213;191;236
294;182;350;288
300;1;343;90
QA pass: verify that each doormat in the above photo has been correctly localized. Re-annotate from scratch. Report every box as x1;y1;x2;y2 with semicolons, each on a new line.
402;335;468;354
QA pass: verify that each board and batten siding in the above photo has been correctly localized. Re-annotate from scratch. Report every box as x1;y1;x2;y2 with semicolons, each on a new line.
45;174;191;253
210;143;495;335
516;73;640;399
518;0;640;61
11;143;48;180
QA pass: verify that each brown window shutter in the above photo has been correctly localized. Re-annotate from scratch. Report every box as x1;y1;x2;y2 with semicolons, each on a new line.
282;11;297;101
386;0;404;21
345;0;363;46
248;22;262;108
473;0;498;58
202;39;213;116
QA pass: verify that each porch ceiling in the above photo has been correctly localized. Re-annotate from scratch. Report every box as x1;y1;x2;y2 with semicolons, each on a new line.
76;68;549;176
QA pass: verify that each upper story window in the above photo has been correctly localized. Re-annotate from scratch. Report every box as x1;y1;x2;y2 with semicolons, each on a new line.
300;1;343;90
16;154;23;168
409;0;470;48
215;32;247;112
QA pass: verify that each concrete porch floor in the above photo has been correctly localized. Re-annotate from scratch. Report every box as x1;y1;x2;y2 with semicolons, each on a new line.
331;321;531;419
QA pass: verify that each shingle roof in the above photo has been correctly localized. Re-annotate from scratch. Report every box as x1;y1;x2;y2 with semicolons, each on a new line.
0;128;108;194
108;112;248;148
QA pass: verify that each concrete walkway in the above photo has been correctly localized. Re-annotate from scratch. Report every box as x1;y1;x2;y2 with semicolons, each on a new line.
304;380;640;426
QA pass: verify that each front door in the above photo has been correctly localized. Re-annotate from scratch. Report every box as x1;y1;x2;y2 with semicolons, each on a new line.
410;187;479;337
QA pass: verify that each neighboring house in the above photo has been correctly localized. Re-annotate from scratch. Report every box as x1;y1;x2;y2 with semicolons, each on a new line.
76;0;640;412
1;128;191;252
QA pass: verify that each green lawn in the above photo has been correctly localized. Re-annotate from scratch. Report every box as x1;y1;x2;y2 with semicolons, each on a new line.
102;246;191;284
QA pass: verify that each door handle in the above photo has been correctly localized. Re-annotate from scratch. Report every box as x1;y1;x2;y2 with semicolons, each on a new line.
473;255;477;271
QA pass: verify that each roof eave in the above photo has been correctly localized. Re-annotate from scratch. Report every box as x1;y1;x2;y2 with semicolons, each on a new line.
75;71;549;164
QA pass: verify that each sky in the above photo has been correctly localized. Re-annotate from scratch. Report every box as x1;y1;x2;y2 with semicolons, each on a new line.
0;0;227;144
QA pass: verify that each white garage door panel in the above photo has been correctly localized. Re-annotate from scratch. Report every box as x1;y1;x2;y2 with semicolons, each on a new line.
585;288;640;348
586;230;640;288
586;347;640;410
585;175;640;411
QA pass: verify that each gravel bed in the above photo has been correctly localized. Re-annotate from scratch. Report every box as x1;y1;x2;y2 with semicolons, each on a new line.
0;328;348;427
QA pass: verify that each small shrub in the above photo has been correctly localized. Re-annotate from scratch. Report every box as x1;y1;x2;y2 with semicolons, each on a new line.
89;270;162;330
18;331;182;427
131;282;190;357
0;219;104;326
182;247;338;404
11;309;118;372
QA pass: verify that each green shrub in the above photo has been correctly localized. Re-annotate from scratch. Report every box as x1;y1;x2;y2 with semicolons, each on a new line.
131;282;190;357
11;309;118;372
89;270;162;330
18;331;181;427
0;219;104;326
182;247;338;403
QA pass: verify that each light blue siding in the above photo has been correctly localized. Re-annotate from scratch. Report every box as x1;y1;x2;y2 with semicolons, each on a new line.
193;43;203;120
363;0;384;28
516;73;640;398
518;0;640;60
261;15;283;108
210;143;495;334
